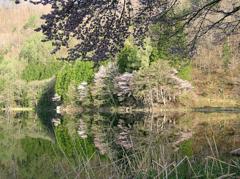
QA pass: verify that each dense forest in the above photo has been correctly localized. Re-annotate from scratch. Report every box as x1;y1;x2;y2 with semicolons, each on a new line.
0;0;240;178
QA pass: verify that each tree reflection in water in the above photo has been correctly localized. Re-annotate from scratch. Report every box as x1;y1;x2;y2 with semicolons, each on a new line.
0;110;240;178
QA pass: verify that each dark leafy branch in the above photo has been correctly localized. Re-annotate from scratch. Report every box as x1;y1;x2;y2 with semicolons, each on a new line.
178;0;240;50
16;0;240;61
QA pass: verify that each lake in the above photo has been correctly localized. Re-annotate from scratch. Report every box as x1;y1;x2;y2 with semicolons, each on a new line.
0;109;240;178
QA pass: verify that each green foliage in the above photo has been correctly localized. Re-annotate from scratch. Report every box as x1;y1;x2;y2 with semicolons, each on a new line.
72;60;94;84
20;137;61;179
178;63;192;81
21;137;57;159
55;126;75;158
0;53;3;64
0;79;5;92
22;60;63;81
15;89;29;107
134;60;172;86
117;39;153;73
20;34;63;81
117;44;141;73
132;60;173;102
0;49;8;64
138;38;153;68
55;61;94;99
55;124;96;162
179;139;193;157
55;64;72;98
23;15;38;29
149;20;187;63
19;34;53;63
222;43;231;69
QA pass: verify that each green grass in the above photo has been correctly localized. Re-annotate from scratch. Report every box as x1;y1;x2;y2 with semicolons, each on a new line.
178;63;192;81
222;42;231;70
0;79;5;92
19;33;53;63
23;15;38;30
0;53;3;64
179;139;193;157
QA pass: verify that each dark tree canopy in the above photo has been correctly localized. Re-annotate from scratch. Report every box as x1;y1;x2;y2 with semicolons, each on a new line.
16;0;240;61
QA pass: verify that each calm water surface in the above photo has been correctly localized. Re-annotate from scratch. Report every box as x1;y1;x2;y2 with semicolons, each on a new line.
0;109;240;178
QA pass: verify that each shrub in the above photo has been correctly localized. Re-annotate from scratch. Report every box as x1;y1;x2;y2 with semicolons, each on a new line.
117;44;141;73
117;38;153;73
132;60;174;105
19;34;52;63
55;61;94;99
149;20;187;63
21;60;63;81
73;60;94;84
178;63;192;81
20;34;63;81
55;64;72;98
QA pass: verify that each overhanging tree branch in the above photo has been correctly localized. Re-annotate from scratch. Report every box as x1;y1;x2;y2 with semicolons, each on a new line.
16;0;240;61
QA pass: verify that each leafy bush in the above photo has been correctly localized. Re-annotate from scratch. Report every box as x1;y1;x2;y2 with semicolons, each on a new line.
117;44;141;73
178;63;192;81
22;61;63;81
55;60;94;99
73;60;95;84
132;60;174;104
117;39;153;73
20;34;63;81
19;34;52;63
55;64;72;98
149;20;187;62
